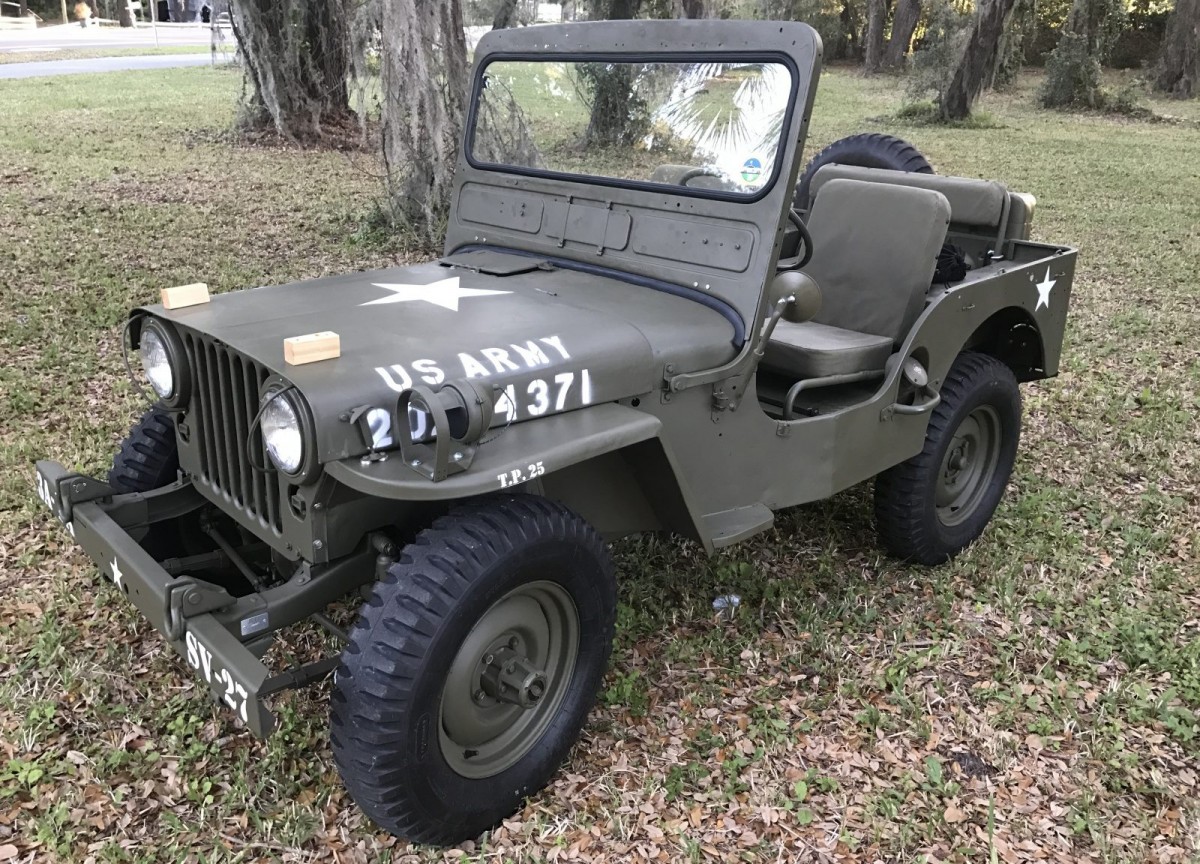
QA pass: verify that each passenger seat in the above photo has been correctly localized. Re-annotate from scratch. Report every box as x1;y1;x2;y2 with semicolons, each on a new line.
762;178;951;379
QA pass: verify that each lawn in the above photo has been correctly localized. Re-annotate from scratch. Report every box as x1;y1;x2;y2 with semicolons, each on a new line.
1;63;1198;863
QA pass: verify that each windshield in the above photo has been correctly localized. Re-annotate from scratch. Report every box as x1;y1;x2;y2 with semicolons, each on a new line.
470;57;794;198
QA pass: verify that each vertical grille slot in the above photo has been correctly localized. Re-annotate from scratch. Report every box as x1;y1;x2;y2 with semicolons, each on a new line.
180;331;282;534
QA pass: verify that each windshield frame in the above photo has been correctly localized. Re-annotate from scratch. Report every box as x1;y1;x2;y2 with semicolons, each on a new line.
463;50;802;205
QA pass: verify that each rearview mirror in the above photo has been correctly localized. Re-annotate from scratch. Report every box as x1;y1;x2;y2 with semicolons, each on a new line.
770;271;822;323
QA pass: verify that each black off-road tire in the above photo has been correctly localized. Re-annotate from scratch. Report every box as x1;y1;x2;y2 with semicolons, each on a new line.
108;406;180;493
874;352;1021;565
795;132;933;211
330;494;617;846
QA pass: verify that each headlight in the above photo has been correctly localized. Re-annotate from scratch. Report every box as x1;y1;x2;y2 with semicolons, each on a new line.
261;392;304;474
139;326;175;399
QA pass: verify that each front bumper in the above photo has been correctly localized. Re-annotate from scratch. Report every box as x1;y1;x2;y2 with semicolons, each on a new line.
35;460;278;737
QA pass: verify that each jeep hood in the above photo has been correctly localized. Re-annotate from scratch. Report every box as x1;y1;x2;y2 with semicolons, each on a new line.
144;258;738;462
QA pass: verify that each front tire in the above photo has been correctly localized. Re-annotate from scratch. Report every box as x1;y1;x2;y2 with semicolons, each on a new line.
330;495;617;846
874;352;1021;564
108;406;179;493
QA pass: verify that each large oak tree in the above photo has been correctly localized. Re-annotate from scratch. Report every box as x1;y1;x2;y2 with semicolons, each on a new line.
939;0;1020;119
1155;0;1199;98
230;0;354;141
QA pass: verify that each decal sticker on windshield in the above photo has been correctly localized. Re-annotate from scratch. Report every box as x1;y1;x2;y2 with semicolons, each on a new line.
740;157;763;185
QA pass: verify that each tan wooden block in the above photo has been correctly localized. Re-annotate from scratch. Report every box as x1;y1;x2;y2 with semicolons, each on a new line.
284;331;341;366
160;282;210;310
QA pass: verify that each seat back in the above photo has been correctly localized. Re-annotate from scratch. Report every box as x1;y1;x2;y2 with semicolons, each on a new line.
804;178;951;343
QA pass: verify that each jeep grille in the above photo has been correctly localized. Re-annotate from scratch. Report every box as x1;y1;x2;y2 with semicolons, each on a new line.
181;332;282;533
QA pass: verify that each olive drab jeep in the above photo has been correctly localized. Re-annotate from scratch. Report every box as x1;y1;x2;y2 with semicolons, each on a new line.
35;19;1074;845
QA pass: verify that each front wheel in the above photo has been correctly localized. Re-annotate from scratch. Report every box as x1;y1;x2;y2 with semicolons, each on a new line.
874;352;1021;564
330;495;616;846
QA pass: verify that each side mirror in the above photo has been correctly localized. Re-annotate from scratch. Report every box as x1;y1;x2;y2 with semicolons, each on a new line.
770;271;822;323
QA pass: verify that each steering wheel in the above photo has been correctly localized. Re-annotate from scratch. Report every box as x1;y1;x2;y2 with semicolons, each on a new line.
678;167;724;187
779;208;814;270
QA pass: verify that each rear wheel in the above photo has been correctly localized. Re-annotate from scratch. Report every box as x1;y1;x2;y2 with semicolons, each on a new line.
330;494;616;846
874;352;1021;564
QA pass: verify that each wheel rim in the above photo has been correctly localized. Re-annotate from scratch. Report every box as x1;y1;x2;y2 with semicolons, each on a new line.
439;580;579;779
935;405;1002;527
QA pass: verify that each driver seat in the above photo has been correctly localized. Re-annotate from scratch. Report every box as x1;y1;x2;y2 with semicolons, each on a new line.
763;178;951;379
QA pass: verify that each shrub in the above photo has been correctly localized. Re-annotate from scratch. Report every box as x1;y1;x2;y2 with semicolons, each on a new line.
1039;31;1103;107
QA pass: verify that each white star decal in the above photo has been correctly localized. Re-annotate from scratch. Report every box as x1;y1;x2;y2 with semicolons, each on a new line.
1035;267;1056;311
110;556;124;591
360;276;511;311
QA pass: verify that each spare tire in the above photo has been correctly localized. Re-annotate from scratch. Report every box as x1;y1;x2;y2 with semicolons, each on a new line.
795;132;933;212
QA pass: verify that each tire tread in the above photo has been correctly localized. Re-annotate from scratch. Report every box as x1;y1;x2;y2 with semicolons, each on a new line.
875;352;1021;564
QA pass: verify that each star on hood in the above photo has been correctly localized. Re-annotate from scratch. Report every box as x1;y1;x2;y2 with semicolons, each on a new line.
361;276;511;311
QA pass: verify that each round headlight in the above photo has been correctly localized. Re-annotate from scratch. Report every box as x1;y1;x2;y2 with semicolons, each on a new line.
139;327;174;399
261;392;304;474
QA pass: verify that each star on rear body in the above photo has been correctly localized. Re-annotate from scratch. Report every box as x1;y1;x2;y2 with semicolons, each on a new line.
1035;267;1056;311
361;276;511;311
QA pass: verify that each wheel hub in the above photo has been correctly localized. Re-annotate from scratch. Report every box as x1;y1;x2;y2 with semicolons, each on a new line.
935;406;1002;527
438;581;580;779
480;646;547;708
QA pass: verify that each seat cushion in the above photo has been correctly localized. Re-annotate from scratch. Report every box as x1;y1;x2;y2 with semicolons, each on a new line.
805;178;951;342
763;320;894;379
811;164;1007;230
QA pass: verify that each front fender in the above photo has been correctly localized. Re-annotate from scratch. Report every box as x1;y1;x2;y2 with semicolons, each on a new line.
325;402;662;501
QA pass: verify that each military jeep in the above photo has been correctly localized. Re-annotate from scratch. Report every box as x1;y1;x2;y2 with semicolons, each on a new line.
35;19;1074;845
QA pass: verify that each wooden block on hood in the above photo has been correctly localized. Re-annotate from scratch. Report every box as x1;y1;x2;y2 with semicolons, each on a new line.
160;282;210;310
284;331;341;366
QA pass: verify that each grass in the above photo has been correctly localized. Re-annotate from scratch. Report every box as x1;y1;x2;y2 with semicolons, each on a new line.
0;45;212;65
1;63;1199;863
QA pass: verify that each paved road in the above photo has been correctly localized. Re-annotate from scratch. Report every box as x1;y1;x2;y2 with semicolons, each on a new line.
0;53;221;79
0;22;215;53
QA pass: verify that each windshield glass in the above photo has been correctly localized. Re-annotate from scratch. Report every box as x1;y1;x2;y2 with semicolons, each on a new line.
470;58;794;197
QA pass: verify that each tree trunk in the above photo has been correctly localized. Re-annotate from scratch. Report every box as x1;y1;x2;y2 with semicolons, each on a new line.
18;0;28;16
940;0;1019;119
230;0;352;141
862;0;887;71
840;0;862;61
582;0;642;143
492;0;519;28
681;0;704;16
379;0;469;246
116;0;134;26
882;0;920;68
1154;0;1199;98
